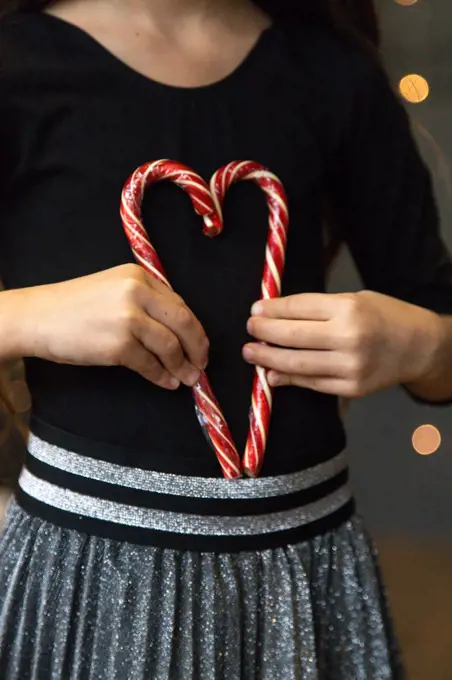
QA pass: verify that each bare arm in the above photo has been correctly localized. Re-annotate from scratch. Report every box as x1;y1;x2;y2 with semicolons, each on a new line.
0;288;32;363
405;314;452;403
0;264;209;389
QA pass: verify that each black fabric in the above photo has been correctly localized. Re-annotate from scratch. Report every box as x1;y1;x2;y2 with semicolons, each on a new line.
327;61;452;316
1;13;452;479
30;415;344;476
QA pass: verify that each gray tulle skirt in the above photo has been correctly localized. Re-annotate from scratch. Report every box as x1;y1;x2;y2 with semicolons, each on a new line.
0;499;404;680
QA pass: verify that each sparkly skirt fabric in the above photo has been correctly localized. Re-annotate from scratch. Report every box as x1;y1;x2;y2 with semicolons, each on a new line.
0;500;404;680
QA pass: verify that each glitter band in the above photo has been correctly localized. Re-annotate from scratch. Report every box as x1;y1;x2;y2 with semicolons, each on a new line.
28;433;347;500
19;468;352;536
17;430;355;551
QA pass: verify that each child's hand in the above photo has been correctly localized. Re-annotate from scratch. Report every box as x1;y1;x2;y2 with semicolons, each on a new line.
243;291;442;398
12;264;209;390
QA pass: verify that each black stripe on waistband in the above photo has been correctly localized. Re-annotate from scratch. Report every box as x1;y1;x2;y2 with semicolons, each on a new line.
16;488;356;553
25;453;349;517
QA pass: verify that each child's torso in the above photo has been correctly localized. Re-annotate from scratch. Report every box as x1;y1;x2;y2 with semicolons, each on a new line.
0;13;354;476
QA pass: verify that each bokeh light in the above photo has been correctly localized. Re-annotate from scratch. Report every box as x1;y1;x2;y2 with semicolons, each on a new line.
412;424;442;456
399;74;430;103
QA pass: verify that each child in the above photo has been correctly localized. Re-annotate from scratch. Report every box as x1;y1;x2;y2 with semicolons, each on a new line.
1;0;452;677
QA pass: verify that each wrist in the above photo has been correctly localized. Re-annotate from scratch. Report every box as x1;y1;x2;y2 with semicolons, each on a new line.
401;307;446;386
0;288;41;361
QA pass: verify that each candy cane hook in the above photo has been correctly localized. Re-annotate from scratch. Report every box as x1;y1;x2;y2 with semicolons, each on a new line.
210;161;289;477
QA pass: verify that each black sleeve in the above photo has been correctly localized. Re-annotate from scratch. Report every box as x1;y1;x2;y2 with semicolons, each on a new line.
0;92;13;198
327;59;452;317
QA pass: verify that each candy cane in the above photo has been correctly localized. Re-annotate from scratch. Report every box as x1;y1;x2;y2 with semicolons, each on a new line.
120;160;242;480
120;160;289;479
210;162;289;477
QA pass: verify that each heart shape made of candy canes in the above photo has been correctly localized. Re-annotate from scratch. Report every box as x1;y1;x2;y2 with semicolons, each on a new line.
120;160;289;479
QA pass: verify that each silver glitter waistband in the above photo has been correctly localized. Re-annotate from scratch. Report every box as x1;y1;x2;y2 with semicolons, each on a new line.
20;433;352;537
27;433;347;500
19;468;352;536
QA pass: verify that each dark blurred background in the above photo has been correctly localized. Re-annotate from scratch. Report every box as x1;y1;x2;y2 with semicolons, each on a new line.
330;1;452;677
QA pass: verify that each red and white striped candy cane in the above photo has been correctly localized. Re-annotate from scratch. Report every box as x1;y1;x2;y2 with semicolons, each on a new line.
120;160;242;480
120;159;223;287
210;162;289;477
120;159;289;479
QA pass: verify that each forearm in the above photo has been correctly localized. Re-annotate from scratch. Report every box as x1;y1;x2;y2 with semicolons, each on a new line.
404;314;452;403
0;289;30;362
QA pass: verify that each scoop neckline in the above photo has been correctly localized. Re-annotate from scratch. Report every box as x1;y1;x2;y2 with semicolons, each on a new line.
34;11;277;96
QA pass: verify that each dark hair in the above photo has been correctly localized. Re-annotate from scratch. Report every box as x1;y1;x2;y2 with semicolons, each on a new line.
256;0;380;47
